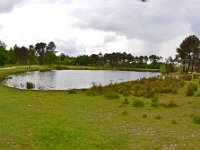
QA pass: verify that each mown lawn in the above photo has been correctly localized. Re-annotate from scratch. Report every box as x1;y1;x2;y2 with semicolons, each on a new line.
0;67;200;150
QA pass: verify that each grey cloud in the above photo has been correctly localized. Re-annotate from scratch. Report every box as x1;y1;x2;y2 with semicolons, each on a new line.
0;0;27;13
185;3;200;37
104;35;117;44
0;0;73;14
72;0;195;43
55;39;86;56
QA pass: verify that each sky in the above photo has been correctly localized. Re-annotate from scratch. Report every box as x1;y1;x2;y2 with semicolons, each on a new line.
0;0;200;58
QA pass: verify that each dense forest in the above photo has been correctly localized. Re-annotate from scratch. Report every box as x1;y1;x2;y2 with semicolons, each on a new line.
1;35;200;73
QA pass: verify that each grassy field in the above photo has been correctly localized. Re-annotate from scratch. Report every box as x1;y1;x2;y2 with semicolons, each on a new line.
0;67;200;149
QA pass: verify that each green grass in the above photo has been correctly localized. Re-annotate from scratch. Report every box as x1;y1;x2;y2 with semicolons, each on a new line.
0;67;200;149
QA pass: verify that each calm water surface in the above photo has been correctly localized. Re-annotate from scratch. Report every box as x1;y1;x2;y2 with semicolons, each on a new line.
4;70;160;90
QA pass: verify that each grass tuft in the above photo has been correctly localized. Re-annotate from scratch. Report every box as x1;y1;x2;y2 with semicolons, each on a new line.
122;98;130;105
142;113;147;118
26;82;35;89
193;116;200;124
171;119;178;124
155;115;162;119
132;99;145;107
122;110;128;115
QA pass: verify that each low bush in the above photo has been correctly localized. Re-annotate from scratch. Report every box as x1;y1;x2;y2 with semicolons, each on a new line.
193;116;200;124
193;74;200;80
122;110;128;115
122;98;130;105
104;92;119;99
171;119;178;124
182;74;192;81
142;113;147;118
172;88;178;94
132;99;145;107
68;89;77;94
87;83;104;96
151;94;159;103
26;82;35;89
185;83;198;96
195;93;200;97
151;102;160;108
155;115;162;119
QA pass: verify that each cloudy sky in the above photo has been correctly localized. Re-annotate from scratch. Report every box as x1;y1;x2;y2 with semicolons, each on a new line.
0;0;200;57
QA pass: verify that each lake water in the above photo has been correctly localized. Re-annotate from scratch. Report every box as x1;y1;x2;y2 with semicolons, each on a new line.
4;70;160;90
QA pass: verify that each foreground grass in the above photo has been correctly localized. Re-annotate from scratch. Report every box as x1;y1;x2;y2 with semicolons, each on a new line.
0;67;200;149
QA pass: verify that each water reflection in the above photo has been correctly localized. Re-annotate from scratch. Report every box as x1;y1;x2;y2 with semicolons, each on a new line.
4;70;160;90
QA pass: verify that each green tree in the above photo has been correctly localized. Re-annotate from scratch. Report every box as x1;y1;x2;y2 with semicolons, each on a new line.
13;45;29;64
176;35;200;73
44;51;58;66
149;55;162;69
35;42;47;65
0;40;8;66
60;53;66;64
47;41;56;51
28;45;37;65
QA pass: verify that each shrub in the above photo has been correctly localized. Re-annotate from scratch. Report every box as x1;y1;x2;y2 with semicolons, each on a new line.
182;74;192;81
87;83;104;96
134;90;145;97
118;87;131;96
195;93;200;97
180;81;185;87
68;89;77;94
142;113;147;118
132;99;145;107
122;98;130;105
145;90;156;98
172;88;178;94
151;94;159;103
122;91;131;96
105;92;119;99
155;115;162;119
185;83;198;96
151;102;160;108
171;119;178;124
26;82;35;89
193;74;200;80
193;116;200;124
122;110;128;115
160;64;170;75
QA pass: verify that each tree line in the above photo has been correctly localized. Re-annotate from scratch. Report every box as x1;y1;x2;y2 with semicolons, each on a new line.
1;34;200;73
0;41;57;66
0;40;165;69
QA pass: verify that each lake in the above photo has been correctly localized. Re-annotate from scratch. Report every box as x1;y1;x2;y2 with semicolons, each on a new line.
4;70;160;90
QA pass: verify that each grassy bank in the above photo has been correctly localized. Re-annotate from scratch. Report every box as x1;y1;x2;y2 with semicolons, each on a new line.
0;67;200;149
